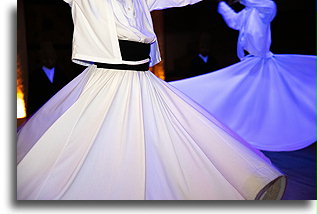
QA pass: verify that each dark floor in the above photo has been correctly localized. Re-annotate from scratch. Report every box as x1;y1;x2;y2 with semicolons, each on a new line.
262;143;316;200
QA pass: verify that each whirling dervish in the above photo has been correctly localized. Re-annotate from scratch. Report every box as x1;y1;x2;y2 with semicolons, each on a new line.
17;0;286;200
171;0;316;151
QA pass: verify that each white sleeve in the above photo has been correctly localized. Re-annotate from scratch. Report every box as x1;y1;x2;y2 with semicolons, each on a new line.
62;0;73;5
146;0;203;11
218;1;243;30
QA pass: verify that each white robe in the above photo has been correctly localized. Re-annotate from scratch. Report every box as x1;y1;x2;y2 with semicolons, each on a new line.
171;0;316;151
218;0;276;59
17;0;286;200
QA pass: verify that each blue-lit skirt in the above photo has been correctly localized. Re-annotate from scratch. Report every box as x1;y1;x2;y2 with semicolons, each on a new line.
171;54;316;151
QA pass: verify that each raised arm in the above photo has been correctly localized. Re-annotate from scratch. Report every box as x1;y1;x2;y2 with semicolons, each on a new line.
218;1;243;30
146;0;203;11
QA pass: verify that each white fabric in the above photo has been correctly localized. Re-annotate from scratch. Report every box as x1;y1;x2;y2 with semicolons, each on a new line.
17;66;285;200
17;0;286;200
111;0;157;44
218;1;275;59
63;0;202;67
171;1;316;151
42;66;55;83
146;0;202;11
171;55;316;151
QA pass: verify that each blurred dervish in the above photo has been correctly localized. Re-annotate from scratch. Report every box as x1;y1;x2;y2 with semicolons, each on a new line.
171;0;316;151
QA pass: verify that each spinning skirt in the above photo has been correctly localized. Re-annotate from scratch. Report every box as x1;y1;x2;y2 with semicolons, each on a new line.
171;55;316;151
17;65;285;200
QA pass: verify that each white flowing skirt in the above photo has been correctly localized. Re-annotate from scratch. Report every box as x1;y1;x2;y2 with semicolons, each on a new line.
171;54;316;151
17;65;285;200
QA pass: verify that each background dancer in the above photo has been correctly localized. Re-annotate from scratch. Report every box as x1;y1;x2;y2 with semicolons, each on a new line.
171;0;316;151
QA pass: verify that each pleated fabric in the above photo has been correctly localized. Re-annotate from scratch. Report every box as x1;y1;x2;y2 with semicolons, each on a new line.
171;54;316;151
17;65;285;200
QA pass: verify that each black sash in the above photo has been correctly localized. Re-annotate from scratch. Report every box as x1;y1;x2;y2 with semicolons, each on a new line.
95;40;151;71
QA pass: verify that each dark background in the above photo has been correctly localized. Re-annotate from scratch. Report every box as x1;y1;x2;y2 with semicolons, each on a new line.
21;0;315;81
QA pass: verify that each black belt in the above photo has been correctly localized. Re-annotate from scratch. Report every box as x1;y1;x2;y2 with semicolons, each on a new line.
119;40;150;61
95;62;149;71
95;40;151;71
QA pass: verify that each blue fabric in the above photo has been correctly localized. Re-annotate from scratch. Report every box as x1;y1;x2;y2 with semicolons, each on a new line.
263;143;316;200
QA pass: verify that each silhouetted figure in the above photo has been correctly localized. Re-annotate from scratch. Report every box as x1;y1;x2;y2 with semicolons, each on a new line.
27;41;67;116
189;38;219;77
187;32;219;77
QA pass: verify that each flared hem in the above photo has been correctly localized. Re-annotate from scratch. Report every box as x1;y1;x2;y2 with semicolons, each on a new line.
171;54;316;151
17;66;286;200
252;137;316;152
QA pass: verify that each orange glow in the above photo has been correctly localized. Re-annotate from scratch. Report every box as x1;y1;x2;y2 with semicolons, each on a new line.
17;56;27;119
150;61;165;80
17;89;26;119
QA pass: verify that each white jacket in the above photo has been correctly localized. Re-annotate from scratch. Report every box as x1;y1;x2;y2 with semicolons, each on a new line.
63;0;203;66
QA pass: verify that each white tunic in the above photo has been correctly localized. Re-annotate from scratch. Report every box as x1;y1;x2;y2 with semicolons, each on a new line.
63;0;203;66
112;0;157;44
218;0;276;59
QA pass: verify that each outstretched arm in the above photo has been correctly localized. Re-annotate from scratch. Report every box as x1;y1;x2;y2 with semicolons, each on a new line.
217;1;243;30
146;0;204;11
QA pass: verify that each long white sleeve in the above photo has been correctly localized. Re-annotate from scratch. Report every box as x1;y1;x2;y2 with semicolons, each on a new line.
146;0;203;11
62;0;72;4
218;1;243;30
